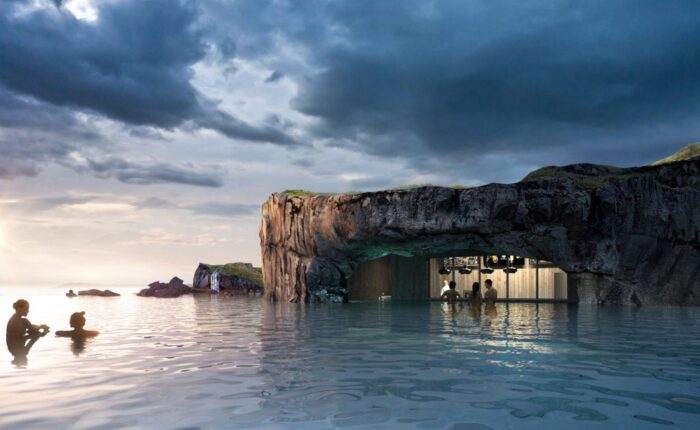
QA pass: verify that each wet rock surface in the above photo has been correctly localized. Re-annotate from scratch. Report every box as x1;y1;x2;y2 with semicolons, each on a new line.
260;158;700;305
138;277;192;298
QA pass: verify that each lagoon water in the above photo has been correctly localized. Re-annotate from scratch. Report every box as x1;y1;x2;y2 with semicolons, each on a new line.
1;287;700;429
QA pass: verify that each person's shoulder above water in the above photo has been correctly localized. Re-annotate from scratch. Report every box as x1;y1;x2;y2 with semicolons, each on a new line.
55;329;99;338
56;311;99;338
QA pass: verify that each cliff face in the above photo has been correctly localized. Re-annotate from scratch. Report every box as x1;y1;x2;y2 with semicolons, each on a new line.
193;263;264;294
260;158;700;305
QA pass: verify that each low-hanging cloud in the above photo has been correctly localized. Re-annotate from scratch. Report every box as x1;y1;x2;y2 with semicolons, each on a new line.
0;85;224;187
64;156;224;188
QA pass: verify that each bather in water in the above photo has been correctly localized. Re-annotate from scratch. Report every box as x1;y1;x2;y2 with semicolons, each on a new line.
56;311;99;356
56;311;99;339
6;299;50;366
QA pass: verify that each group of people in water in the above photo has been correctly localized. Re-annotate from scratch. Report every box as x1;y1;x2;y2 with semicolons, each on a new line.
5;299;98;366
440;279;498;313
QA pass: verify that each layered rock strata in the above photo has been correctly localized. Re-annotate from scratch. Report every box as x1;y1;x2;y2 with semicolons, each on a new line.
260;157;700;305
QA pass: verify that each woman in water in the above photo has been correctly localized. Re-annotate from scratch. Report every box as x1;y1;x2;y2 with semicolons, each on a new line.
469;282;482;307
56;311;99;339
6;299;50;363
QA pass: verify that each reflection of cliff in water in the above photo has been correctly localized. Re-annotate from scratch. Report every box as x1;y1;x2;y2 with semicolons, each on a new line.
235;303;700;427
238;303;580;426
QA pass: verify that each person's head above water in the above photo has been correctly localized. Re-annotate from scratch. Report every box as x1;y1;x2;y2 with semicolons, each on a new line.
485;279;493;288
472;282;480;293
13;299;29;316
70;312;86;329
449;281;456;289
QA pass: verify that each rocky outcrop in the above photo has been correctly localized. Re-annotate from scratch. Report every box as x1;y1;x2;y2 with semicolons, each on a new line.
137;277;192;298
192;263;264;295
260;156;700;305
78;289;120;297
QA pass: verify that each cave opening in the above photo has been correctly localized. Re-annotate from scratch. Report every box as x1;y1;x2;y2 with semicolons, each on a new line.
347;253;572;303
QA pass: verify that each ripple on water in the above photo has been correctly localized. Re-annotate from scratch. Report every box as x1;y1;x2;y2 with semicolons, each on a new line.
1;292;700;429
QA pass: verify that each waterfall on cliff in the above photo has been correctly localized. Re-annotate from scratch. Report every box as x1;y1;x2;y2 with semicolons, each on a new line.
211;270;220;293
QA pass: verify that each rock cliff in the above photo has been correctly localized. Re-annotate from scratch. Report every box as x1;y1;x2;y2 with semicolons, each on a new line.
260;155;700;305
193;262;264;294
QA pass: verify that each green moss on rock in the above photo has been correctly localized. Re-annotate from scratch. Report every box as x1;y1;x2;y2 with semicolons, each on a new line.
651;143;700;166
204;263;263;286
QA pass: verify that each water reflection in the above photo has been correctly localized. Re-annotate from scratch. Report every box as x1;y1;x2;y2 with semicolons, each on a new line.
244;302;700;429
7;336;39;367
1;290;699;429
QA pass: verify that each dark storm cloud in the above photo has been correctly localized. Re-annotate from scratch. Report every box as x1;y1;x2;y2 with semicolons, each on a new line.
208;0;700;167
0;0;295;145
0;85;224;187
0;85;93;179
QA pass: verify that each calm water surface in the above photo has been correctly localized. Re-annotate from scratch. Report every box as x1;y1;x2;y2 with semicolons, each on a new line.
1;287;699;429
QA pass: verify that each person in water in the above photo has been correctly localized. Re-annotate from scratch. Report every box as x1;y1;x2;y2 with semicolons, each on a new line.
66;289;77;298
440;279;450;297
469;282;482;307
484;279;498;306
56;311;99;356
56;311;99;339
6;299;50;365
441;281;462;305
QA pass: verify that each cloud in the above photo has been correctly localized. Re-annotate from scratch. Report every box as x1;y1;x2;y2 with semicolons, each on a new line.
0;0;295;145
187;202;260;217
127;228;226;246
264;70;284;83
134;196;259;217
20;195;97;212
0;85;226;187
203;0;700;167
134;196;262;219
0;85;98;179
62;155;224;188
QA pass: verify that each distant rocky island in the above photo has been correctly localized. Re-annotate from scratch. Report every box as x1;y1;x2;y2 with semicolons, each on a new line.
78;289;120;297
137;277;192;298
135;262;264;298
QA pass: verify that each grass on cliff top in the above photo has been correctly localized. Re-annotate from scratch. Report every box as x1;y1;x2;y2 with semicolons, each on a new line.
521;166;636;191
281;184;471;198
651;143;700;166
522;143;700;190
204;263;263;286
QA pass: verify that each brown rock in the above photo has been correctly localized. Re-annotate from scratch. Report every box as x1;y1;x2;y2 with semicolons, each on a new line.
260;157;700;305
78;289;120;297
138;277;192;298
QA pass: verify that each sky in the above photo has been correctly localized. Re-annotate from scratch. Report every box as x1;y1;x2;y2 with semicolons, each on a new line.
1;0;699;286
